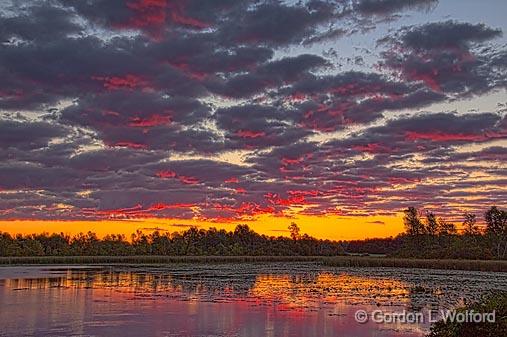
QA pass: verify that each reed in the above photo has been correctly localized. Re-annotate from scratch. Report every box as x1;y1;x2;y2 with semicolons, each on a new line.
322;256;507;272
0;255;322;265
1;255;507;272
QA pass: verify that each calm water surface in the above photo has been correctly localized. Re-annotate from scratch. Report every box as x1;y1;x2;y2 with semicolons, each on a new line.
0;263;506;337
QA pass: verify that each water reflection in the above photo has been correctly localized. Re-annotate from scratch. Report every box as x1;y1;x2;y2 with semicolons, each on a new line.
0;263;506;337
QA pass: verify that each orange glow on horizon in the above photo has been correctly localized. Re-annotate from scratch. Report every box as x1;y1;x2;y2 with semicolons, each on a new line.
0;214;404;241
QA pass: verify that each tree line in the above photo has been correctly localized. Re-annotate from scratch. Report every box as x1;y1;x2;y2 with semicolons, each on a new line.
398;206;507;259
1;206;505;259
341;206;507;260
0;224;344;257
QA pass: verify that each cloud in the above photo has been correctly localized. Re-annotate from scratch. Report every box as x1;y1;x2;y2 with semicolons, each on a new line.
396;21;501;50
147;159;256;186
207;54;327;98
0;4;82;42
0;119;67;150
0;0;505;222
246;111;507;216
63;0;205;38
0;161;80;191
367;220;385;224
281;71;443;131
68;148;165;172
380;21;506;95
217;1;337;46
0;34;156;109
214;104;312;149
61;90;208;128
355;0;438;15
63;0;250;37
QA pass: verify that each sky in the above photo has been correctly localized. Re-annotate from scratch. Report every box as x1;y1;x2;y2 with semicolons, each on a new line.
0;0;506;240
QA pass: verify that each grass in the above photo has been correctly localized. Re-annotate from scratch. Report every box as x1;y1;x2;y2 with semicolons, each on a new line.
0;255;507;271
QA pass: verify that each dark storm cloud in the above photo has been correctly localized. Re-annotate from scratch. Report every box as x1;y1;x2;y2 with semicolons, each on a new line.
0;189;98;220
63;0;339;45
62;0;207;37
61;90;209;128
59;90;227;153
146;159;256;186
303;28;347;45
326;112;505;156
68;148;166;172
428;146;507;164
281;71;444;131
60;0;139;30
217;1;337;46
250;54;327;80
0;0;506;221
147;33;274;79
95;125;227;153
354;0;438;15
248;141;322;182
215;104;293;134
0;35;153;109
62;0;251;37
245;111;507;216
380;21;506;95
214;104;313;149
0;161;80;191
373;112;502;138
207;54;327;98
0;129;94;167
0;4;82;42
0;119;67;150
396;21;501;50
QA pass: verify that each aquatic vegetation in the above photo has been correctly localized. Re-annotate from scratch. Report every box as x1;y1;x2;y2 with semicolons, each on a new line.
1;264;505;337
323;257;507;272
1;255;507;273
428;292;507;337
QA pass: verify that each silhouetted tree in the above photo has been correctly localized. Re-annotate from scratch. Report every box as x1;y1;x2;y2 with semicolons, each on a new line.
437;218;457;236
485;206;507;259
2;207;507;260
288;222;301;241
0;224;345;257
425;211;438;236
182;227;200;255
131;230;151;254
462;213;480;236
403;207;425;235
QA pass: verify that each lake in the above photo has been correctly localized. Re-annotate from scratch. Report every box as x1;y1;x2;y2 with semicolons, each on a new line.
1;263;506;337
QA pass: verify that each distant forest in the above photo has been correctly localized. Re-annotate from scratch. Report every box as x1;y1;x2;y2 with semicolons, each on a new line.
1;206;506;259
348;206;507;259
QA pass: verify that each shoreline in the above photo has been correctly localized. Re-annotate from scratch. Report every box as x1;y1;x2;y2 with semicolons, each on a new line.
0;256;506;272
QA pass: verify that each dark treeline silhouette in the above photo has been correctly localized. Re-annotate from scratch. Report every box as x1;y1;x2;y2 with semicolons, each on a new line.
338;206;507;260
396;206;507;259
0;223;344;257
1;207;505;259
345;206;507;259
343;238;403;255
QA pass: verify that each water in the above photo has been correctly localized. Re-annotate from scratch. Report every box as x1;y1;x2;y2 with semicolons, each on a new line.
0;263;506;337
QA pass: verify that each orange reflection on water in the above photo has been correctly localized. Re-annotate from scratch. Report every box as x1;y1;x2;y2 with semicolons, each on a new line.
0;267;434;337
248;273;411;312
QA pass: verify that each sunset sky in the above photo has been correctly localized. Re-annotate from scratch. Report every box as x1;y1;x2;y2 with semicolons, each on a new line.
0;0;506;240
